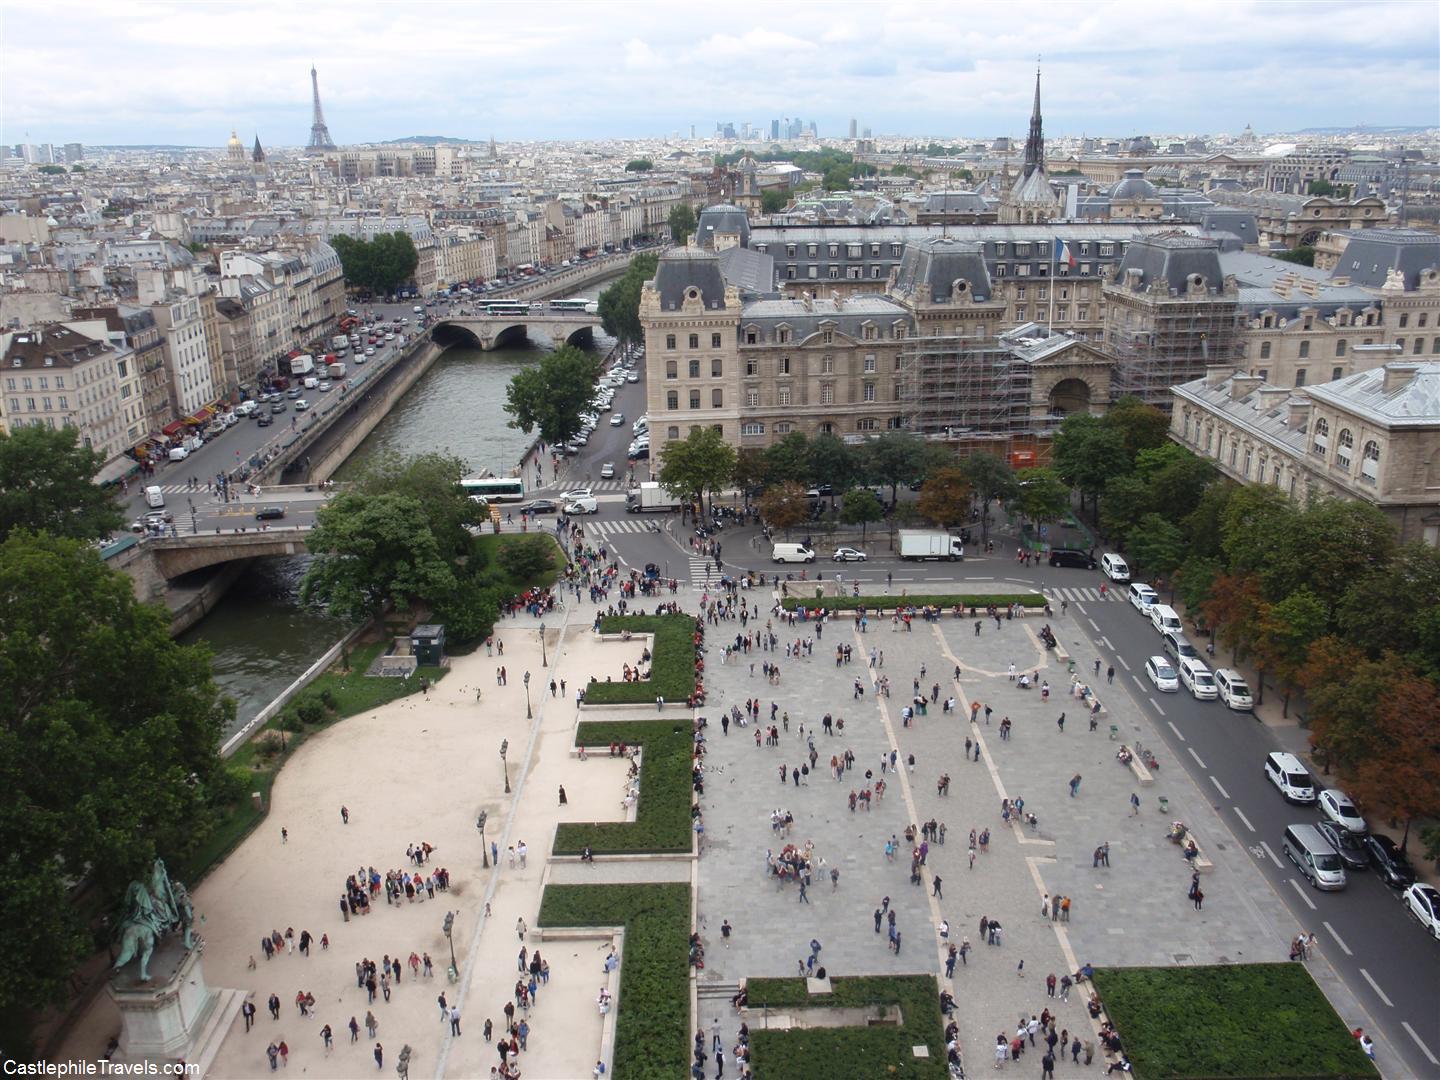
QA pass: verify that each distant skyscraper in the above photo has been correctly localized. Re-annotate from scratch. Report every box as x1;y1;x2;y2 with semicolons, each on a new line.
770;119;779;140
848;117;857;139
64;143;84;163
306;65;337;154
862;127;871;139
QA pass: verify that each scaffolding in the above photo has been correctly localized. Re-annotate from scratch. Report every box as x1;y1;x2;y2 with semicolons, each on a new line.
898;332;1036;448
1105;280;1243;410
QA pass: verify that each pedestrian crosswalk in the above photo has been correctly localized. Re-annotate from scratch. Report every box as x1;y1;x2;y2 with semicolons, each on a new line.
579;518;659;536
544;479;632;493
688;556;715;587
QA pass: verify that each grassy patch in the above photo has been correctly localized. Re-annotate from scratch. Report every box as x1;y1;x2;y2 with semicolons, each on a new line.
582;615;698;705
179;640;447;884
472;532;562;590
537;883;690;1080
780;593;1045;613
554;719;693;855
1091;964;1377;1079
745;975;947;1079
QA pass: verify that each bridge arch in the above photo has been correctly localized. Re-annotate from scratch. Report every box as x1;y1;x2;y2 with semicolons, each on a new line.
562;325;596;348
491;323;530;349
431;322;483;349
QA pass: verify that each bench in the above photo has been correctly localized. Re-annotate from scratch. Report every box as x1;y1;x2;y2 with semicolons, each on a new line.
1126;755;1154;787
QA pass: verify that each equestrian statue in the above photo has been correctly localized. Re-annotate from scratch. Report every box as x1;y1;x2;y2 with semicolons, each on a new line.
112;857;195;982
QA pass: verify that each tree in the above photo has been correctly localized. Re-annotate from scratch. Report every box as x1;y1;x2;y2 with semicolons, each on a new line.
916;468;973;529
1173;555;1222;617
496;535;556;582
667;204;697;246
349;450;484;562
658;427;736;517
731;448;768;505
1104;396;1171;459
1127;513;1186;592
1256;588;1329;716
960;453;1018;545
596;252;658;345
624;159;653;172
331;232;419;294
1335;542;1440;679
1275;246;1316;267
822;165;852;192
433;578;503;646
759;482;808;537
806;434;858;500
839;488;882;542
1052;414;1130;517
1134;443;1214;517
0;426;123;542
503;345;603;447
37;164;66;175
1203;572;1267;688
1306;179;1336;197
0;532;231;1009
761;188;789;214
763;432;811;486
1301;637;1389;776
862;431;928;506
1012;468;1069;527
301;492;458;622
1348;673;1440;848
1098;474;1153;546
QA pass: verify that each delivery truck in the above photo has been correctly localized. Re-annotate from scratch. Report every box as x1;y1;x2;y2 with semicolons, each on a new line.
327;361;347;379
290;354;315;377
624;481;682;513
897;529;965;561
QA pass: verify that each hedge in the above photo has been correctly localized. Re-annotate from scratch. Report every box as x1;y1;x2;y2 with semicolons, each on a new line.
745;974;947;1079
553;719;694;855
537;883;690;1080
582;615;698;705
1091;964;1377;1079
779;593;1045;613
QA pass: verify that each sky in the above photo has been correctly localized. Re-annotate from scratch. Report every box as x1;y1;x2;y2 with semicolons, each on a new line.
3;0;1437;147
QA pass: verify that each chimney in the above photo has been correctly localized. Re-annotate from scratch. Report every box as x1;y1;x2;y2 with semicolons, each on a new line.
1205;364;1237;387
1382;362;1419;395
1256;386;1289;412
1230;373;1263;400
1285;395;1312;430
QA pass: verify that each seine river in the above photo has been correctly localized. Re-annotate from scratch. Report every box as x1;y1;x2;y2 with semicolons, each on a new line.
185;275;621;736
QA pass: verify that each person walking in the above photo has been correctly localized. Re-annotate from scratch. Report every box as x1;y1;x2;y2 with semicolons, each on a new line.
1129;792;1140;816
373;1043;384;1072
450;1005;462;1035
1069;774;1082;797
932;875;943;899
365;1010;378;1038
340;805;349;824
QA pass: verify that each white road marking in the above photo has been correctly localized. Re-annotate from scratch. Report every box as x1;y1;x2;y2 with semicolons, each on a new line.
1149;698;1165;716
1402;1021;1437;1065
1359;968;1393;1007
1289;878;1318;910
1116;655;1131;671
1167;720;1186;741
1074;603;1087;616
1322;921;1353;957
1188;747;1207;768
1233;807;1255;833
1260;840;1283;868
1101;636;1113;650
1210;776;1230;799
1088;618;1101;631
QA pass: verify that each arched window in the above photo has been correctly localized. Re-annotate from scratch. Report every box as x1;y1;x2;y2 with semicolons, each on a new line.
1360;441;1380;485
1335;429;1353;469
1311;417;1329;457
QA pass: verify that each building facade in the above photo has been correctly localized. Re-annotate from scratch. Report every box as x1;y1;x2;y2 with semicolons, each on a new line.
0;324;127;464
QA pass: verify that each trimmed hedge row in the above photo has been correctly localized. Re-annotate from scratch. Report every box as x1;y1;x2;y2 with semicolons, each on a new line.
1091;964;1377;1079
553;719;694;855
745;974;947;1079
537;883;690;1080
780;593;1045;613
583;615;697;705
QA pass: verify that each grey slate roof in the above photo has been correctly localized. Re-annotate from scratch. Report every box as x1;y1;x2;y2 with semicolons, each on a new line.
651;249;731;311
1110;170;1160;200
695;204;750;250
739;295;911;340
1172;373;1307;452
923;192;990;215
1115;233;1226;294
889;236;993;303
1305;362;1440;427
1329;229;1440;290
716;246;776;296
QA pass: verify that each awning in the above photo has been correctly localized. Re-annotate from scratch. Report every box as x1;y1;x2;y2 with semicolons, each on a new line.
95;456;141;485
161;420;185;437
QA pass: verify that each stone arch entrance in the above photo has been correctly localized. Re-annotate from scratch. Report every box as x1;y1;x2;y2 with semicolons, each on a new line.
1048;377;1093;418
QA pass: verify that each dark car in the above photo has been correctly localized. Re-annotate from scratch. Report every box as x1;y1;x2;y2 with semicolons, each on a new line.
255;506;286;521
257;414;273;427
520;499;559;515
1316;821;1369;873
1364;833;1416;888
1049;548;1097;570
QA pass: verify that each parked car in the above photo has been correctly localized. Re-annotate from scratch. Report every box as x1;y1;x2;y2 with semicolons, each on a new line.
519;499;558;515
832;547;868;562
1363;834;1416;888
1402;883;1440;939
1144;655;1178;692
1101;552;1131;581
1049;548;1095;570
1264;752;1317;804
130;510;174;533
255;506;286;521
1315;821;1369;872
1318;788;1368;835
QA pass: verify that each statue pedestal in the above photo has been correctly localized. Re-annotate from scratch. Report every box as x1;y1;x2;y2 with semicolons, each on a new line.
109;937;244;1072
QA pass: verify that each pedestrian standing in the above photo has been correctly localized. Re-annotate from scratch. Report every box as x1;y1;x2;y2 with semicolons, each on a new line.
374;1043;384;1071
450;1006;462;1035
340;805;349;824
1130;792;1140;816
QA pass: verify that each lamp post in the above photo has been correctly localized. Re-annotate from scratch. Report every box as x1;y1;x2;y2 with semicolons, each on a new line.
476;811;488;868
524;670;532;719
500;738;510;794
441;911;456;973
540;623;547;667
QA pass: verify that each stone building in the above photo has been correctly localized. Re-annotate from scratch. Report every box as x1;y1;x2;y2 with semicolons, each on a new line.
72;305;168;450
1208;189;1390;248
0;323;128;464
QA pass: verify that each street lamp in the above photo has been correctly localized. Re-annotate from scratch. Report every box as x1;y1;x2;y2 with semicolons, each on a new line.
500;738;510;794
476;811;488;868
540;623;548;668
441;911;457;976
524;670;532;720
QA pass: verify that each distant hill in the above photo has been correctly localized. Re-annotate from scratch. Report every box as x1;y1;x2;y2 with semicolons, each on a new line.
378;135;478;146
90;144;204;151
1289;125;1435;135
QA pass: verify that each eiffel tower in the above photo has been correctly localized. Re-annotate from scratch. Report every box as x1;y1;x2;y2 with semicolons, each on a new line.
306;65;336;154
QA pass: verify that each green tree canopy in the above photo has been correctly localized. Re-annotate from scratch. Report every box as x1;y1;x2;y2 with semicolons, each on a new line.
349;450;484;562
503;345;603;447
1053;414;1130;516
861;431;928;505
1127;513;1186;583
806;434;858;498
1013;468;1070;526
0;532;231;1009
1274;246;1316;267
1105;396;1172;459
596;252;658;345
667;204;697;246
0;425;123;542
961;453;1018;544
330;232;419;294
763;431;811;486
624;159;653;172
760;188;790;214
839;488;883;541
657;427;737;515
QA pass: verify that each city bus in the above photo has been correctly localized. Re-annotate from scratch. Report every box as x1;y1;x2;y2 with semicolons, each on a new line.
550;298;599;314
485;301;531;317
461;475;527;503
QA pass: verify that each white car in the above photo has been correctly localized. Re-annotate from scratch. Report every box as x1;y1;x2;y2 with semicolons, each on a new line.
1317;789;1368;835
560;487;593;502
365;347;376;356
600;462;615;479
1144;655;1178;692
294;399;310;412
1403;883;1440;939
1101;552;1131;582
626;373;640;383
611;414;625;426
563;496;598;515
832;547;867;562
1128;583;1158;613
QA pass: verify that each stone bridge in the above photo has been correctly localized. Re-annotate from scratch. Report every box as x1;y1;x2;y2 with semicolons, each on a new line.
430;312;602;351
112;528;313;604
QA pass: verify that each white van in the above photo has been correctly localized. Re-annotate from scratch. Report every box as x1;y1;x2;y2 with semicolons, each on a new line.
1178;657;1218;700
1101;553;1131;582
1127;583;1158;615
1214;668;1253;711
235;400;257;418
1149;604;1182;635
563;495;598;515
168;446;189;462
772;543;816;564
144;485;165;508
1283;823;1348;891
1265;752;1316;804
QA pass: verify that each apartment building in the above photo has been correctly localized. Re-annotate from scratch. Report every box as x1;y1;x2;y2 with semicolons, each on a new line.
149;294;215;416
0;324;128;464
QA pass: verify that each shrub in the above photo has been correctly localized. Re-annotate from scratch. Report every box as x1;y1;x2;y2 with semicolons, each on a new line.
554;719;693;854
746;975;946;1079
279;710;305;733
582;615;697;705
538;883;689;1080
1090;964;1376;1079
496;534;555;582
255;730;286;759
294;694;326;726
318;687;337;711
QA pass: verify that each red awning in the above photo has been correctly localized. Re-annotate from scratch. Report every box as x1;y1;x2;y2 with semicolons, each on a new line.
161;420;185;437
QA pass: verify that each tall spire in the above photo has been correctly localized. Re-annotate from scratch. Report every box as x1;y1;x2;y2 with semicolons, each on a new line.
1023;62;1044;177
306;64;337;155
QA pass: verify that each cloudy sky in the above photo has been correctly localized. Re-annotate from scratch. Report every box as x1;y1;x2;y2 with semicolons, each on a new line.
3;0;1436;147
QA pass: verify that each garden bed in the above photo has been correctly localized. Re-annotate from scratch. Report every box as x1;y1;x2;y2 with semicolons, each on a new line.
554;719;694;855
1090;963;1376;1078
582;615;698;705
779;593;1046;613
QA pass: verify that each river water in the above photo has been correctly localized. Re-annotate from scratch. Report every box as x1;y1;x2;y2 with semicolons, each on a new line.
187;274;622;736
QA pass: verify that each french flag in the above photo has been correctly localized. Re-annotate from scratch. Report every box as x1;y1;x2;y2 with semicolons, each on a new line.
1055;237;1077;269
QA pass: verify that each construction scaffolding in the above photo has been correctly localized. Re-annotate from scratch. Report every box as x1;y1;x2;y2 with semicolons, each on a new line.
898;332;1036;447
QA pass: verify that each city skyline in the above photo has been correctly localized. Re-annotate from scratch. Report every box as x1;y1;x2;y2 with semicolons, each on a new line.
3;0;1437;147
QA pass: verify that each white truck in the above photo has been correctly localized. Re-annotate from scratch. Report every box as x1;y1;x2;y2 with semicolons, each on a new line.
290;354;315;378
625;482;681;513
897;529;965;561
327;361;347;379
331;335;349;354
144;485;165;508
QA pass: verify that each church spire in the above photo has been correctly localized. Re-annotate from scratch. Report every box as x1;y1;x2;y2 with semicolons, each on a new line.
1023;63;1044;177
